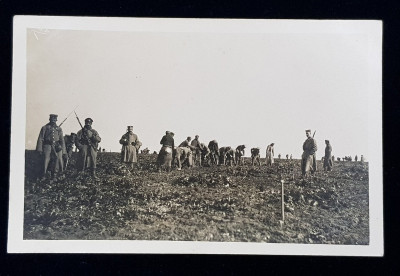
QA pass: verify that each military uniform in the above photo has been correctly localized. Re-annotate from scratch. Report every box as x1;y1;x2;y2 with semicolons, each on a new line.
323;140;333;171
301;130;318;176
36;114;67;178
75;118;101;177
119;126;140;169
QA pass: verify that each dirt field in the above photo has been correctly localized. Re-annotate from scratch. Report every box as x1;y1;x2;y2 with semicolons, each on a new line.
23;150;369;244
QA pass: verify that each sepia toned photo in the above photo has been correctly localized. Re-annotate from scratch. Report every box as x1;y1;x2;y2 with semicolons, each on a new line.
9;16;383;255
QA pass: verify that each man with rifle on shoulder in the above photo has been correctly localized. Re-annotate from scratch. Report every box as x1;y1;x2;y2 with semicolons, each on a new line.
301;129;318;177
75;116;101;179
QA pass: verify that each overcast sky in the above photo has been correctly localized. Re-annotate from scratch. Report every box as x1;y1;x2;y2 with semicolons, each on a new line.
25;28;370;158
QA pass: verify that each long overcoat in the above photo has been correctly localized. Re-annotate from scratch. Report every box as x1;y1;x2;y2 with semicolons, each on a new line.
119;132;140;163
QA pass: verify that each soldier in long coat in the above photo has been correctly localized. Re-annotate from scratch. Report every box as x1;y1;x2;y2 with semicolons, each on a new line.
75;118;101;179
119;126;140;169
301;129;318;176
323;140;333;171
36;114;67;180
266;143;275;166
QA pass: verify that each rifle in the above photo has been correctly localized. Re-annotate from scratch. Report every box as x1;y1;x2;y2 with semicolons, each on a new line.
74;111;93;149
313;130;316;138
59;105;79;127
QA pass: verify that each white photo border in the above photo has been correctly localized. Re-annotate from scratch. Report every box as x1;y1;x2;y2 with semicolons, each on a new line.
8;16;383;255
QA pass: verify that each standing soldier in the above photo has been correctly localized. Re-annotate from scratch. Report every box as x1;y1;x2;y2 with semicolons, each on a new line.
360;155;365;163
75;118;101;179
286;154;289;160
301;129;317;176
63;132;77;169
190;135;204;166
332;155;335;162
290;154;293;160
355;155;358;162
36;114;67;180
119;126;140;170
323;140;333;171
278;153;281;160
266;143;275;167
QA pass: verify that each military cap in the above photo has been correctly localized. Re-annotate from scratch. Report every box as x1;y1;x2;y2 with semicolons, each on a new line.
305;129;311;133
166;131;171;134
170;132;175;136
85;118;93;123
49;114;58;119
195;135;199;138
187;136;191;140
71;132;77;136
325;140;329;143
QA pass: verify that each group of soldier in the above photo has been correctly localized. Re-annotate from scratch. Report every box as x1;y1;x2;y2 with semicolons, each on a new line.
35;114;360;180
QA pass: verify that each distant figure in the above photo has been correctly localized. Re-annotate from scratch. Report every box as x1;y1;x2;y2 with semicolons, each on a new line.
36;114;67;180
200;143;211;165
219;146;232;165
153;151;157;155
208;140;219;165
157;131;174;172
174;146;193;170
119;126;140;169
332;155;335;162
225;148;236;166
75;118;101;179
290;154;292;160
251;148;261;166
360;155;365;163
64;132;77;160
323;140;333;171
355;155;358;162
337;157;341;162
63;132;77;169
142;148;150;154
301;129;317;176
266;143;274;167
98;147;102;152
278;153;281;159
102;148;106;152
191;135;204;166
235;145;246;165
286;154;289;160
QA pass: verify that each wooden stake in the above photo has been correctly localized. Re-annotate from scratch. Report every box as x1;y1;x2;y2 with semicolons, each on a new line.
281;179;285;222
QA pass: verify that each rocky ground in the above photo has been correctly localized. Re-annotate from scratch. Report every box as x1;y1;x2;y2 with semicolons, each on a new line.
23;150;369;244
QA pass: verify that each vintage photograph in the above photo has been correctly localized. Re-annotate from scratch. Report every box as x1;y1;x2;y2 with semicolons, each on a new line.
9;17;382;255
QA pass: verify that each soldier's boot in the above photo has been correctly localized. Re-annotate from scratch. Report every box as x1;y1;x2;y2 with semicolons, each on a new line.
91;169;99;180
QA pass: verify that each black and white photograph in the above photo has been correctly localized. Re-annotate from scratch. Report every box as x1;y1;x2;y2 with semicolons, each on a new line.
8;16;383;255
